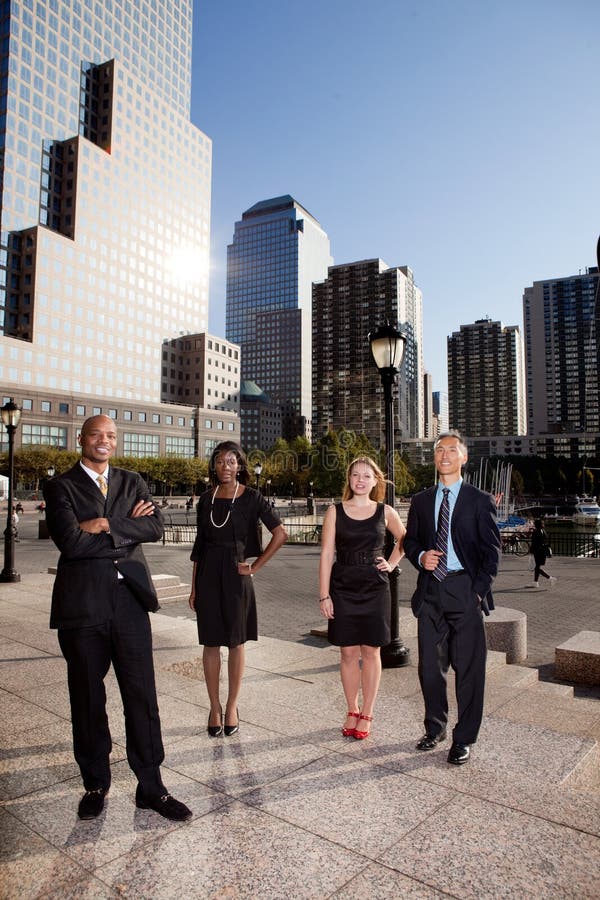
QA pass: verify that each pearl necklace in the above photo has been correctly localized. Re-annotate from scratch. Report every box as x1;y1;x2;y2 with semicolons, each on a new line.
209;481;239;528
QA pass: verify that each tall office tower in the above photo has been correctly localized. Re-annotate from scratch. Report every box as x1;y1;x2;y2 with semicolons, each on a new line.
161;334;240;413
312;259;424;445
0;0;211;402
432;391;449;433
423;371;435;438
523;267;599;435
448;318;526;437
226;196;332;441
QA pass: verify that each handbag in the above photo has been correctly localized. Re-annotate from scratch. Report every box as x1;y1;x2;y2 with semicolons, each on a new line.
546;545;553;558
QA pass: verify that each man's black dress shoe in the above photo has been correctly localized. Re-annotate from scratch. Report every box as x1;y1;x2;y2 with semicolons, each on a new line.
78;788;108;820
135;786;192;821
416;730;447;751
447;742;470;765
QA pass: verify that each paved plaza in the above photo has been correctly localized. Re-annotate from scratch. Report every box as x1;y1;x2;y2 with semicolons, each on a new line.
1;509;600;897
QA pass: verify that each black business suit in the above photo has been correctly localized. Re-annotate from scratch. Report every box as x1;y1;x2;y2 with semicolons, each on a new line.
404;481;501;745
44;463;166;796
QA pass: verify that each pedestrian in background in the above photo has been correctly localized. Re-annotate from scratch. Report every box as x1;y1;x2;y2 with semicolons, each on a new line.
530;518;557;589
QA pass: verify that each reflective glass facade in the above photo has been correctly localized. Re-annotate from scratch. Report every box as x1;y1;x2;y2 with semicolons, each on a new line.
226;196;331;440
0;0;211;403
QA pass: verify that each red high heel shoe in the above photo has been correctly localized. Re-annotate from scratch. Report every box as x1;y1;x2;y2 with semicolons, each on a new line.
354;713;373;740
342;711;360;737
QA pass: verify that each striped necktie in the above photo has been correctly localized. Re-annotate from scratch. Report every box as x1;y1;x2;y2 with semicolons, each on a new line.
433;488;450;581
97;475;108;497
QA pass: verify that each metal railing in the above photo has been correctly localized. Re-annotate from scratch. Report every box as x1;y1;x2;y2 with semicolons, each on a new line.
501;531;600;558
162;522;323;546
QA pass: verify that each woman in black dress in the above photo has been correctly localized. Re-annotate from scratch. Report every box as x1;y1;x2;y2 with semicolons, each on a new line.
319;457;405;740
189;442;286;736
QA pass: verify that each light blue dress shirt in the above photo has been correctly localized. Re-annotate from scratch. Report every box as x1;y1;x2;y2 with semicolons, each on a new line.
434;478;463;572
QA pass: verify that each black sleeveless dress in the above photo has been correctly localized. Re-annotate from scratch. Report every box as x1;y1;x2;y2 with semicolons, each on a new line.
328;502;391;647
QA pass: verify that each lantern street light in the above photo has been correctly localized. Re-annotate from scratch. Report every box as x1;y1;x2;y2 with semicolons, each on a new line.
266;478;271;501
0;398;22;583
254;462;263;492
368;324;409;668
47;465;55;479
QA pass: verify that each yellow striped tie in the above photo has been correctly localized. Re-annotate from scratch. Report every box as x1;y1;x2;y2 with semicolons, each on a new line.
97;475;108;496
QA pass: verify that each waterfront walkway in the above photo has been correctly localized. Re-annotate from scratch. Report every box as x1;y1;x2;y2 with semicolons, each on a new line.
1;513;600;897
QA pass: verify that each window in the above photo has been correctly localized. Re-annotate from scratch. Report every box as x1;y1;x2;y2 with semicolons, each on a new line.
204;419;212;428
59;402;69;413
123;432;159;458
165;415;173;425
76;405;86;415
22;399;33;410
165;436;194;458
22;423;67;447
92;406;101;415
152;413;160;423
177;416;185;426
108;408;117;419
138;412;146;423
41;400;51;412
124;410;132;421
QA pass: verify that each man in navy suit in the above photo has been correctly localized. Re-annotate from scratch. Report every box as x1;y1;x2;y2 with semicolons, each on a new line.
44;415;192;821
404;431;501;765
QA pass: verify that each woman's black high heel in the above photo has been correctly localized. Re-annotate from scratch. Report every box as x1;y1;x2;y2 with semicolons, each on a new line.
224;707;239;737
207;706;223;737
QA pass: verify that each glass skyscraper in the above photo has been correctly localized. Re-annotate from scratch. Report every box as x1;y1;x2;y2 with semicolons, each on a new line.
226;196;332;441
0;0;211;402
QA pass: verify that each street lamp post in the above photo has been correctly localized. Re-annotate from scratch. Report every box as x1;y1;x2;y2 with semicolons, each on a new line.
266;478;271;501
0;398;22;583
254;462;263;492
368;324;409;668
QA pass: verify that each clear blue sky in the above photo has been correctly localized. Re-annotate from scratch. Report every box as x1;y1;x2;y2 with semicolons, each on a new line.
191;0;600;394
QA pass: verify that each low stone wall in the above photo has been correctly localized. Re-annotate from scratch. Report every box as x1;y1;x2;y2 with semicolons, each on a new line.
555;631;600;685
484;606;527;663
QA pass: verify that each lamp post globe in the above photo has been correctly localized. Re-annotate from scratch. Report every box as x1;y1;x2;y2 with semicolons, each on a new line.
368;324;409;668
254;462;263;492
0;398;22;583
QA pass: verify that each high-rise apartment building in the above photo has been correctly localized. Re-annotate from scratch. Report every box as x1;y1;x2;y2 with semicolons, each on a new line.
161;333;240;413
226;196;332;442
423;372;435;438
523;267;599;435
312;259;424;445
447;318;526;437
0;0;211;404
432;391;449;434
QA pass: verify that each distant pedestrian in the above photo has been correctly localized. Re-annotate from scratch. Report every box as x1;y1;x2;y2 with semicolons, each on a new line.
530;519;556;588
11;507;19;541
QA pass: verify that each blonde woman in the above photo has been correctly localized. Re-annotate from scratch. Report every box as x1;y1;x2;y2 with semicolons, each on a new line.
319;457;405;739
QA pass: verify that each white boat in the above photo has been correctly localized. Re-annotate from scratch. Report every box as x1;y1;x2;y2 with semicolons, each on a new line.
573;498;600;526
